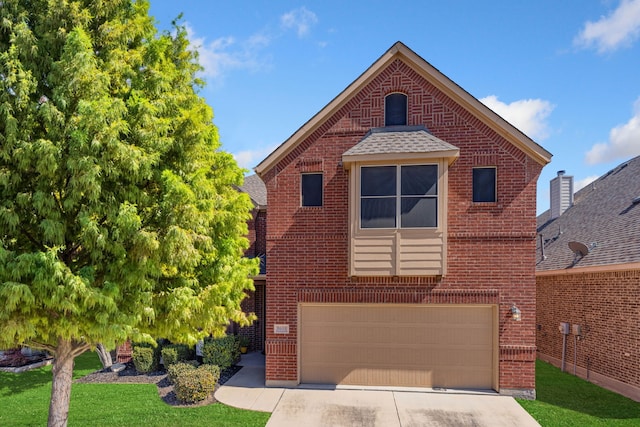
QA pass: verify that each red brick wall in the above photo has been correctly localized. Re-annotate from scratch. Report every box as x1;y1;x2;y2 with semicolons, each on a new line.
263;58;542;392
537;269;640;395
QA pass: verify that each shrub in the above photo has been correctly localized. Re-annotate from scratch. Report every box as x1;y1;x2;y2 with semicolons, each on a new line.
238;335;250;348
161;344;193;367
132;345;159;373
202;335;239;370
173;368;216;403
198;364;221;383
167;361;199;384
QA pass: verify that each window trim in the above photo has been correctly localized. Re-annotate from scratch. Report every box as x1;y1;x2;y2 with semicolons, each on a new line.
359;163;438;230
384;92;408;126
301;172;323;207
472;166;497;203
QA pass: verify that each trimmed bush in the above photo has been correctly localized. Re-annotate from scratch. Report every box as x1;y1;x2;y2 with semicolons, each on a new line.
202;335;239;370
132;345;159;373
198;364;221;383
161;344;192;367
167;361;199;384
174;368;216;403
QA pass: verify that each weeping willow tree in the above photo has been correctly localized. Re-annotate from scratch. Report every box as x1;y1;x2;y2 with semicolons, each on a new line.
0;1;257;425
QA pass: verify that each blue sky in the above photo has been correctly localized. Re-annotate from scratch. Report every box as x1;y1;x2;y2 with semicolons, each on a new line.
148;0;640;214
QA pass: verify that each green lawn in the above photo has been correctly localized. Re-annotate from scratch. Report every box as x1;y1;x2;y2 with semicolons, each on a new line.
0;352;270;427
3;354;639;426
518;360;640;426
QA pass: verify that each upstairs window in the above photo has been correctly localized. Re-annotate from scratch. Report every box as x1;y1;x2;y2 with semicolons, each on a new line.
384;93;407;126
472;167;497;203
360;165;438;228
301;173;323;206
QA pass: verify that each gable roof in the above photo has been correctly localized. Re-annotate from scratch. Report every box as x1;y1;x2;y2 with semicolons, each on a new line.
238;174;267;209
536;155;640;272
255;41;551;176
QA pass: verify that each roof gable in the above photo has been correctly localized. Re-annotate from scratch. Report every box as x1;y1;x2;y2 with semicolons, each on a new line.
255;41;551;176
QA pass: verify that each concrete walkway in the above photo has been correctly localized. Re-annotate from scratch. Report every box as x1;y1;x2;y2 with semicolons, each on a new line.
214;352;541;427
214;352;285;412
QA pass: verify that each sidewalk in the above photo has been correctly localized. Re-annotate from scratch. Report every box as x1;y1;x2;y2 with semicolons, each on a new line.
214;352;284;412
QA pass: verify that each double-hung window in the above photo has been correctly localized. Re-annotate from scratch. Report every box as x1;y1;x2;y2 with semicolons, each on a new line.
360;164;438;228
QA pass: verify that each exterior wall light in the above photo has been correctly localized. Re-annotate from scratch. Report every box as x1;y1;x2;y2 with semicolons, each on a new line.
511;304;522;321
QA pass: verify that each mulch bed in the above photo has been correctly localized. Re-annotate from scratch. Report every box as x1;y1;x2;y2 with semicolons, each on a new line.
75;362;242;407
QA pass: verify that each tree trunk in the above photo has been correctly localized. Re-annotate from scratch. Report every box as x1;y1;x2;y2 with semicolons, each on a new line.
48;340;75;427
96;343;113;369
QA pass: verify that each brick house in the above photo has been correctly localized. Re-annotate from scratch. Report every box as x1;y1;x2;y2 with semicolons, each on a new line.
536;156;640;402
252;42;551;398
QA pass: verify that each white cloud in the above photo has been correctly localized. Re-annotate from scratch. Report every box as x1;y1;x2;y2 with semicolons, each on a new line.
280;7;318;38
574;175;599;192
233;144;280;170
585;97;640;164
185;24;270;80
480;95;555;140
574;0;640;53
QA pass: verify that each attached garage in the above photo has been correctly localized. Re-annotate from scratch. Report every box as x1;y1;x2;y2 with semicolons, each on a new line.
299;303;498;390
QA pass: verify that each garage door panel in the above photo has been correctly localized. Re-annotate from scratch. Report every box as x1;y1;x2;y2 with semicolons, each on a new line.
300;304;495;389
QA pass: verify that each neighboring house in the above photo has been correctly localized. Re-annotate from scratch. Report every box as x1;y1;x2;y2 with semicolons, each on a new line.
234;174;267;352
536;156;640;402
253;42;551;398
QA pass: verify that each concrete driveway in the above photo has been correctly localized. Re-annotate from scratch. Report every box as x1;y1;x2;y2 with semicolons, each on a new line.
266;388;540;427
215;353;540;427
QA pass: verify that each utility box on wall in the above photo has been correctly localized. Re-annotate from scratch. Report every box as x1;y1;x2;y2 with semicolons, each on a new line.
572;324;582;336
559;322;570;335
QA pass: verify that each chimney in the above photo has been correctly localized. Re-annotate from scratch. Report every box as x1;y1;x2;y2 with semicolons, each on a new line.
550;170;573;219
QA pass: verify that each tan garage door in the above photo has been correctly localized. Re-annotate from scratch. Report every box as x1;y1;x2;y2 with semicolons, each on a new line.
299;303;497;389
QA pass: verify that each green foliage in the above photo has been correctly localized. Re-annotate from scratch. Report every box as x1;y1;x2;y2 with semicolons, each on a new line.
0;2;258;421
132;345;159;374
161;343;193;366
166;360;198;384
238;335;250;347
0;352;271;426
161;347;179;367
202;335;240;370
0;0;258;354
198;363;221;383
173;368;216;404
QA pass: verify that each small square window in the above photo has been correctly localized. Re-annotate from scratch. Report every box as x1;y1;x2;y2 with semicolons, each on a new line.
302;173;323;207
473;167;496;203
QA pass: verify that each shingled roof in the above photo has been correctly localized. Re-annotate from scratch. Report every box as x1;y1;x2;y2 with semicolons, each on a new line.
342;126;459;163
536;155;640;271
238;174;267;208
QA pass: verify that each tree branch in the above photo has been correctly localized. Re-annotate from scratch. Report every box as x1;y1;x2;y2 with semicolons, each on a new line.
19;225;45;252
70;341;91;358
25;340;57;353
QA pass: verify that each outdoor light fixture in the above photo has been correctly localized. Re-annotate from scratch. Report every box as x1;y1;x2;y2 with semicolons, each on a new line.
511;304;522;321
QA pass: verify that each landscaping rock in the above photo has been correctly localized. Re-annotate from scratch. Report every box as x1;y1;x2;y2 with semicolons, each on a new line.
110;363;127;373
